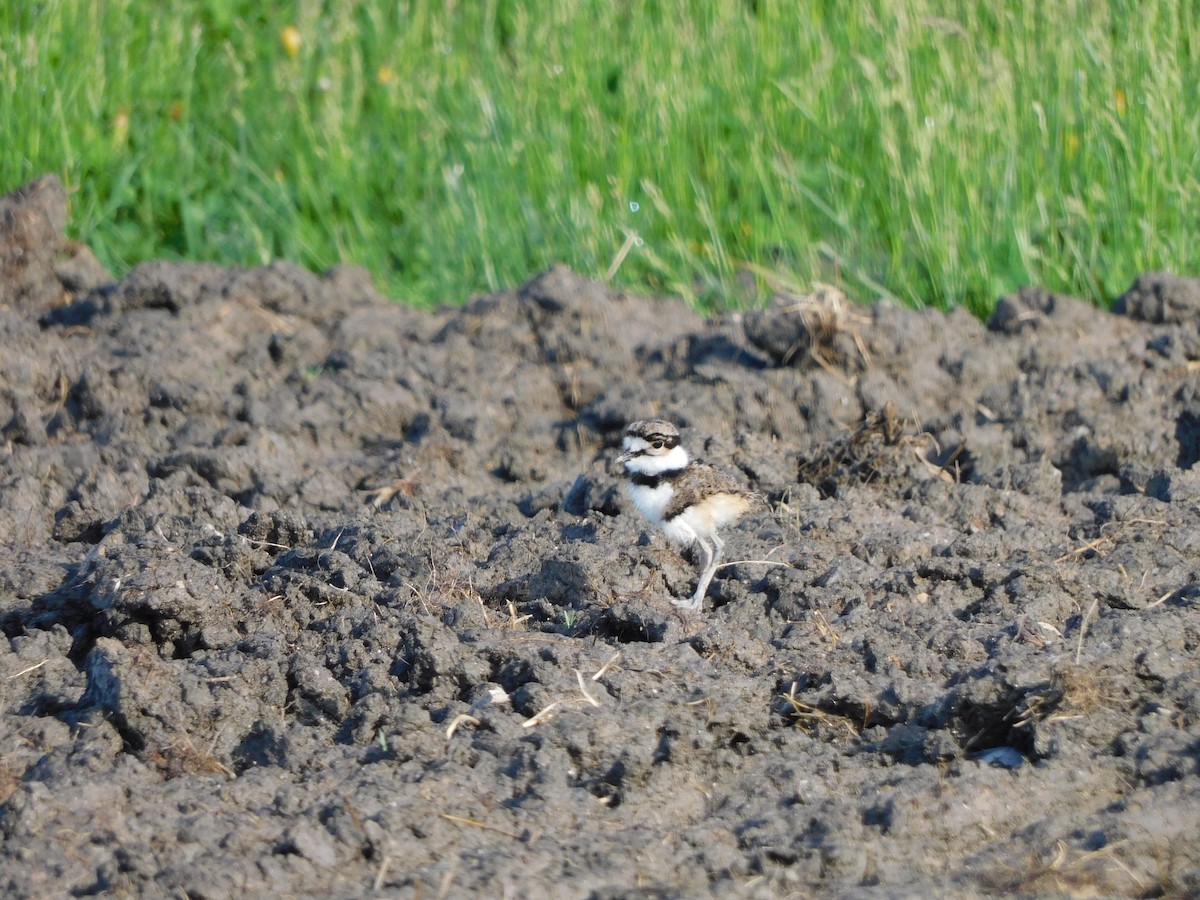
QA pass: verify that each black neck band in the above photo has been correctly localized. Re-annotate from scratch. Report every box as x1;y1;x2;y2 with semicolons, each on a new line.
630;469;683;488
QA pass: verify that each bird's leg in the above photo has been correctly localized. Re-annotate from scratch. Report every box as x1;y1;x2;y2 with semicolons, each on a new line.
676;536;716;612
712;532;725;560
695;533;726;604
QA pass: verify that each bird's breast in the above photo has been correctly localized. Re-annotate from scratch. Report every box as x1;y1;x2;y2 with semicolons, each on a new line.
625;481;673;526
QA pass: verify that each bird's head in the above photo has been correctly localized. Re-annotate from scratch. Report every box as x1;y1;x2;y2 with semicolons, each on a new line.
616;418;688;474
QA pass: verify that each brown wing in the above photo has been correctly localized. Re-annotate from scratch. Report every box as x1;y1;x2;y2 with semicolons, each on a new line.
662;462;748;520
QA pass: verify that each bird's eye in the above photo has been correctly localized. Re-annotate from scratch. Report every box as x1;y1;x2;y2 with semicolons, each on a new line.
651;440;664;450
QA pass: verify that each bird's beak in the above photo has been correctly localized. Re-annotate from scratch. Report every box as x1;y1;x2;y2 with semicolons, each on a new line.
615;448;631;466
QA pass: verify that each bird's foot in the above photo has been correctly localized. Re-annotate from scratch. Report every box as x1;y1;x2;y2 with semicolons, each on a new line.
671;595;703;614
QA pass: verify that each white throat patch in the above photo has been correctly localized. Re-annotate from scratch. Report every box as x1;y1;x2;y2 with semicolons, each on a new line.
622;443;689;476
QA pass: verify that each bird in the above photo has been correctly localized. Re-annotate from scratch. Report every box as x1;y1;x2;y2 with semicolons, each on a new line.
616;418;753;612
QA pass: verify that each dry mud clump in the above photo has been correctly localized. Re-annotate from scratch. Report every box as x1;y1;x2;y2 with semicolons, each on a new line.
1;175;1199;897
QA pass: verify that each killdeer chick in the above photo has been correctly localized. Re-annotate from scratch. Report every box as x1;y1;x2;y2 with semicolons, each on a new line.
616;418;753;613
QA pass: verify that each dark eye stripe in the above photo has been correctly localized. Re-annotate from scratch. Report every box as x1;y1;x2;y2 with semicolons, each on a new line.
624;421;681;448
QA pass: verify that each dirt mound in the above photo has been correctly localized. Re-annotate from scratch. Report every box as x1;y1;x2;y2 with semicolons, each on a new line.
2;176;1198;896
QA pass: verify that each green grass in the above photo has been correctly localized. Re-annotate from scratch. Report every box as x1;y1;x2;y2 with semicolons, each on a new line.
3;0;1197;313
